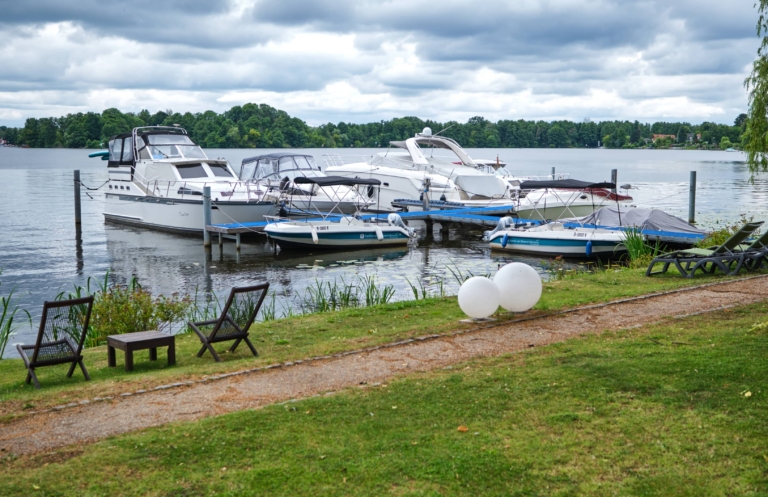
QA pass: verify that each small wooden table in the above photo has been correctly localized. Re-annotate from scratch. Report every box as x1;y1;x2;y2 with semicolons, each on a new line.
107;331;176;372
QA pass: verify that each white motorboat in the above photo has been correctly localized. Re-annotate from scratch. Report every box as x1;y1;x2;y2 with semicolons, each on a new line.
513;179;633;221
263;176;413;250
238;152;371;214
487;220;626;256
94;126;276;233
484;180;629;257
323;129;515;211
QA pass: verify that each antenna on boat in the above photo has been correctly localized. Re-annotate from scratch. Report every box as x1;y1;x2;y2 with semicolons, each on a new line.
432;123;456;137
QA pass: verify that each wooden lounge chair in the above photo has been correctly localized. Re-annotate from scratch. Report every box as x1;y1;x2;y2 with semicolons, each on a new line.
188;283;269;362
16;296;94;389
646;221;764;278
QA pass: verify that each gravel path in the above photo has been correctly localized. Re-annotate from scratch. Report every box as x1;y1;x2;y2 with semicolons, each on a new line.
2;276;767;457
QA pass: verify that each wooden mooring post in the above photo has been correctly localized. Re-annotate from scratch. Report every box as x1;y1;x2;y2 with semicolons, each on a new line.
688;171;697;224
610;169;617;194
203;186;212;247
74;169;82;226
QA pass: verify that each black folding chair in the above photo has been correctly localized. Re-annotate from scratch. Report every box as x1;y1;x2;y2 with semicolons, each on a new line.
188;284;269;362
16;296;94;389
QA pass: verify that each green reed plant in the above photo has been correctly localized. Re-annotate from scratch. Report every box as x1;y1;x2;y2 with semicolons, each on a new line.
405;277;429;300
187;286;222;324
361;275;396;306
620;227;661;268
261;292;277;322
0;272;32;360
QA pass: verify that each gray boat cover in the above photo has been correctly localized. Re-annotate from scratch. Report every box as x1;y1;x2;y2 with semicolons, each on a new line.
570;206;705;234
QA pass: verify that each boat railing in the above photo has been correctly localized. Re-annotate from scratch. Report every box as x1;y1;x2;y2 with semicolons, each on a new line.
129;169;268;202
321;153;375;169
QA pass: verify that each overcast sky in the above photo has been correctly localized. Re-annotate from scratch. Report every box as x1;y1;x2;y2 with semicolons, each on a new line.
0;0;760;127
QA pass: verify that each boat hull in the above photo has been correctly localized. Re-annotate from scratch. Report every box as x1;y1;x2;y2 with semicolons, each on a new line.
104;194;276;234
264;222;411;249
489;229;626;257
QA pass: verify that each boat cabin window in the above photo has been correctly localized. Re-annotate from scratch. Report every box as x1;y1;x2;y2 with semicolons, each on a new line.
121;137;133;162
293;155;319;170
176;163;208;179
208;164;235;178
145;134;207;160
255;160;276;178
108;136;134;166
278;156;296;171
240;162;256;180
109;139;123;162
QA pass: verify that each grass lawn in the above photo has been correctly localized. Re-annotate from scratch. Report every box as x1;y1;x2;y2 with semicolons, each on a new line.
1;298;767;495
0;268;759;417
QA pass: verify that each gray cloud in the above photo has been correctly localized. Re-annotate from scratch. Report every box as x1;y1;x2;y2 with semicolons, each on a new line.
0;0;759;126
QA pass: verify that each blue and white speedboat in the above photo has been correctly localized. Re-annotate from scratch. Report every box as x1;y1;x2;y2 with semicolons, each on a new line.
486;220;625;256
484;179;628;257
263;176;413;250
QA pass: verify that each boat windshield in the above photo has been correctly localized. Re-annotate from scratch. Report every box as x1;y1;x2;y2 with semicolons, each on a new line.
244;155;319;181
144;134;207;160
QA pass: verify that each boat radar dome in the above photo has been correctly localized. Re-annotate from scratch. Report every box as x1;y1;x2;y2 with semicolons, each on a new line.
421;127;432;136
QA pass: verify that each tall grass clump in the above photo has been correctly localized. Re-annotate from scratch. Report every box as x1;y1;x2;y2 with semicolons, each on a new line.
360;275;396;306
298;276;396;314
621;227;661;268
447;261;490;285
0;271;32;359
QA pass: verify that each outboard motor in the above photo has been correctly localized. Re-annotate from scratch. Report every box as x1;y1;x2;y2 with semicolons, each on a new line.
387;213;415;237
483;216;516;241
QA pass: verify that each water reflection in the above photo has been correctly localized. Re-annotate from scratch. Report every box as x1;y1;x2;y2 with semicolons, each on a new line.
2;147;767;357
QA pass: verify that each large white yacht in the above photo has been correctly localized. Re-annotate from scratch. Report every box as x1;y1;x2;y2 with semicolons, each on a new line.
98;126;276;233
238;152;371;214
323;129;515;211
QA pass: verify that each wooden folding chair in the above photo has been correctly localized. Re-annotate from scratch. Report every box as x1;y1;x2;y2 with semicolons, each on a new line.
16;296;94;389
188;283;269;362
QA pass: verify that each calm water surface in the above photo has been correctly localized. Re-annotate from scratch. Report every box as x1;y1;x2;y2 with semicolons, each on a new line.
1;147;766;356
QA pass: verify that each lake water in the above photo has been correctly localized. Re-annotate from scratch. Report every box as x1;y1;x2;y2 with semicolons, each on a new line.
1;147;765;357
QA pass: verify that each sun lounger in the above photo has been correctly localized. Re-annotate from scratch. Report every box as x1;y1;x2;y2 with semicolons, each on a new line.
188;284;269;362
646;221;764;278
739;230;768;271
16;296;94;389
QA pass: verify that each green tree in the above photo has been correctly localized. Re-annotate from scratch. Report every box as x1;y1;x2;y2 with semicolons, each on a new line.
546;125;568;148
720;136;733;150
744;0;768;171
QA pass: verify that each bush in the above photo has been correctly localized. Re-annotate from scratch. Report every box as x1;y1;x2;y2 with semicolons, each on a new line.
87;286;191;347
696;216;757;249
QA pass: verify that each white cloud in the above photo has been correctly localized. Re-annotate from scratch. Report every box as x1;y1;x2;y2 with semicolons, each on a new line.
0;0;759;127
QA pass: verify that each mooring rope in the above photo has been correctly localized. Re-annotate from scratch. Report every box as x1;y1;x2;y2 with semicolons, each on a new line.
74;179;110;191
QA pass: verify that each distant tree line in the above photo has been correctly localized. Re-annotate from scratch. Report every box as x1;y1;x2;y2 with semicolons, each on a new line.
0;103;748;150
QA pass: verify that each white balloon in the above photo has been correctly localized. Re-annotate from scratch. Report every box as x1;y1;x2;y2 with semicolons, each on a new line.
458;276;500;319
493;262;542;312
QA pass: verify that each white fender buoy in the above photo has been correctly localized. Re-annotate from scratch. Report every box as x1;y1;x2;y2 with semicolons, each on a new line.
311;226;319;244
375;226;384;241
